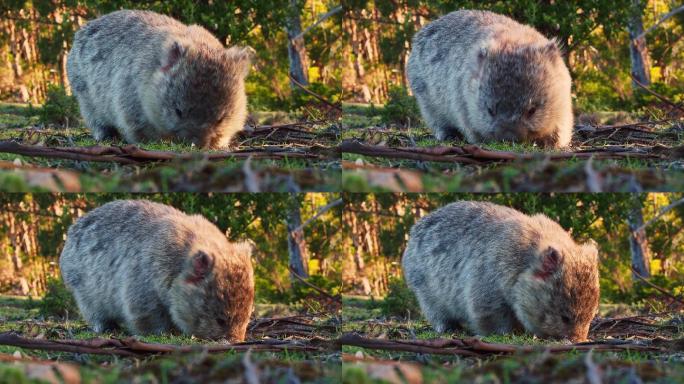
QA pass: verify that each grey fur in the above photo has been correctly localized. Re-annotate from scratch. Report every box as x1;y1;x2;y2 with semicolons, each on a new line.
67;10;251;148
60;200;255;341
407;10;574;148
402;201;599;342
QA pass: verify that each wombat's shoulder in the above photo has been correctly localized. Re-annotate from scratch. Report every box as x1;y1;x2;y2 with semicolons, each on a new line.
86;199;182;216
70;200;183;230
410;201;511;236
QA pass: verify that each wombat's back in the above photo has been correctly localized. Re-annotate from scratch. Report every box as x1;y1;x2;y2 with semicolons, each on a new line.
59;200;199;292
403;201;526;285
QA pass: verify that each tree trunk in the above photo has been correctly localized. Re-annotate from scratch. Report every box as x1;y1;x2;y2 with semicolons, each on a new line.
286;0;309;89
628;0;651;90
286;196;309;282
628;196;651;281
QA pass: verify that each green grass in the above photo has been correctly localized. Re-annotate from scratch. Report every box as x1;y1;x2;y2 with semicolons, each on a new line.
0;103;341;192
341;295;684;383
341;104;684;192
0;295;339;383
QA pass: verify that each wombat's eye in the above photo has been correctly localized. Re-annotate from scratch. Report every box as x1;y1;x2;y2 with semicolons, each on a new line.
216;318;227;327
487;107;495;116
175;108;183;118
526;106;537;118
561;315;570;324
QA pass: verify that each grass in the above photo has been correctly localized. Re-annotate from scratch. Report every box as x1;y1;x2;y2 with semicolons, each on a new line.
341;295;684;383
341;104;684;192
0;103;341;192
0;295;340;383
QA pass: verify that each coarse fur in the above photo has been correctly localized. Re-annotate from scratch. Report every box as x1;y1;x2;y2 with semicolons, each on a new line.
407;10;574;148
402;201;599;342
59;200;255;341
67;10;251;148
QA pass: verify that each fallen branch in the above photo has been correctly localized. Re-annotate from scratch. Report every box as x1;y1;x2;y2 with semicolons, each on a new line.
248;315;337;338
337;333;664;356
339;140;663;164
0;332;331;357
244;121;326;136
576;119;673;135
0;141;333;165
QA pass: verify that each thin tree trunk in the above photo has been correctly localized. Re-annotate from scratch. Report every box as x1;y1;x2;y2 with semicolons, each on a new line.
628;196;651;281
286;196;309;282
628;0;651;90
286;0;309;89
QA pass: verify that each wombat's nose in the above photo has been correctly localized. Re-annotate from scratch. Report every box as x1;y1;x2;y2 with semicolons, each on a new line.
569;334;588;343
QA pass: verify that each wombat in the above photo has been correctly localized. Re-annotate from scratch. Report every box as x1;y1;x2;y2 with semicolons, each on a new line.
67;10;251;148
407;10;573;148
402;201;599;342
59;200;255;341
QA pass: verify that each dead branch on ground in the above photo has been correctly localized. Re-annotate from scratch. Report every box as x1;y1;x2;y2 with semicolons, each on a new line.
0;332;332;357
339;140;665;165
248;315;337;338
337;333;665;357
0;141;334;165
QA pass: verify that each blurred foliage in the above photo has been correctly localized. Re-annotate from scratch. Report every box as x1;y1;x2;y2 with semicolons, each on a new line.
380;276;420;318
38;277;79;319
343;193;684;305
0;193;342;305
37;84;80;125
380;86;422;126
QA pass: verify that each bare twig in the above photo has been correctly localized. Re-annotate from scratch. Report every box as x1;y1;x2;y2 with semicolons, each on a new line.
242;350;260;384
289;267;342;303
635;5;684;41
636;197;684;232
248;315;336;338
289;75;342;111
632;76;684;113
293;5;343;40
584;350;603;384
631;267;684;306
242;156;260;193
292;198;343;233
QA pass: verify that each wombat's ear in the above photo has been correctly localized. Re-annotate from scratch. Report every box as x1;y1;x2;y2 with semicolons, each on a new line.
225;46;254;78
541;39;561;57
582;240;599;260
533;247;563;280
186;251;214;284
161;41;186;73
